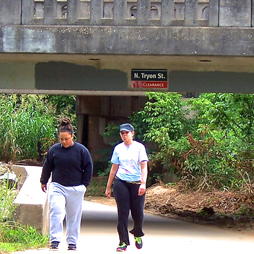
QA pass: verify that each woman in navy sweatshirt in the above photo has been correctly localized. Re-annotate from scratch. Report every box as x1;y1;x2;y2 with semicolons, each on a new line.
40;117;93;251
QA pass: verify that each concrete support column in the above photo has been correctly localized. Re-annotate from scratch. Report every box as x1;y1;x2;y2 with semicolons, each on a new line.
185;0;195;26
44;0;56;24
208;0;219;26
161;0;174;26
90;0;102;25
88;115;104;161
21;0;33;24
68;0;80;24
76;114;84;144
137;0;150;25
76;96;84;143
114;0;126;25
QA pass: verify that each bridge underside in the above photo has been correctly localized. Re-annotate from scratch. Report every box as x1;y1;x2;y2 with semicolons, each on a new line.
1;52;254;95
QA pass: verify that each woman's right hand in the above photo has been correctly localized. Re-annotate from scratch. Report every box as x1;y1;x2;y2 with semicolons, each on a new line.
105;163;118;199
41;184;47;193
105;187;111;198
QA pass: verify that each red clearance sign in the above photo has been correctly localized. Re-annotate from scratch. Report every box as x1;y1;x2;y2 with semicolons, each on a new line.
131;69;168;89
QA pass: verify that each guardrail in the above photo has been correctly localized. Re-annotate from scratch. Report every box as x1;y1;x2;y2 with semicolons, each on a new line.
0;0;253;27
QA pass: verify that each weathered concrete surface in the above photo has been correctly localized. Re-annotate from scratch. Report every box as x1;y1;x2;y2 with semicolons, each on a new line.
2;53;254;94
12;165;28;191
12;166;48;234
0;0;21;26
1;26;254;56
1;0;253;27
220;0;252;27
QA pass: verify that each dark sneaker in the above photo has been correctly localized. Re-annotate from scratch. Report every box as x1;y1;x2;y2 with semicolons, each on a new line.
68;244;77;251
116;242;127;252
134;237;143;249
50;241;59;250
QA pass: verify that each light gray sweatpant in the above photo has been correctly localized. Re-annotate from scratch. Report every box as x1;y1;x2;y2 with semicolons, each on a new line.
48;182;86;245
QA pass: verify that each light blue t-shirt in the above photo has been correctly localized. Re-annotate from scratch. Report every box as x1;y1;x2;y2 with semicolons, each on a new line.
111;141;149;182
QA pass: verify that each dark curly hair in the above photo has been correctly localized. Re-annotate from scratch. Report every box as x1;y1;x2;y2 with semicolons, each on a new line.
58;117;74;135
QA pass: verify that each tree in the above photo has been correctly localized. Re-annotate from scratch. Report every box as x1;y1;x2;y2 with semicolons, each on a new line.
131;92;191;143
187;93;254;148
131;92;195;184
131;92;254;191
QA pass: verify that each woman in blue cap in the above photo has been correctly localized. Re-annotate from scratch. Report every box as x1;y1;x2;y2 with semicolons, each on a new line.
105;123;149;252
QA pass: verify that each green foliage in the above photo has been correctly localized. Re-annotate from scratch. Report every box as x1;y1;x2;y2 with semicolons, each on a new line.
0;222;48;253
0;94;58;162
130;92;196;184
102;122;121;147
95;123;121;177
96;161;112;177
43;95;77;130
131;92;190;143
0;94;77;163
182;93;254;191
187;93;254;145
0;169;17;222
131;92;254;191
0;94;75;253
90;92;254;192
0;167;48;253
177;132;238;190
86;177;108;196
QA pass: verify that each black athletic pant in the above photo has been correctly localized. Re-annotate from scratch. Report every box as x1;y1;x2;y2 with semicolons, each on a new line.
113;178;145;245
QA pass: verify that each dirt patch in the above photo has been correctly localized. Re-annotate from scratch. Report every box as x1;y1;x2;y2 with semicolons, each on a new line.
145;185;254;232
86;196;117;207
86;184;254;235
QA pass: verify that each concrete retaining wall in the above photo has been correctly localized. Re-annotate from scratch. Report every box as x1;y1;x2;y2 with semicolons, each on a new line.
12;166;49;235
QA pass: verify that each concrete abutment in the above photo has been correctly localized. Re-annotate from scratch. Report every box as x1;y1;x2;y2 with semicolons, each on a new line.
12;166;49;235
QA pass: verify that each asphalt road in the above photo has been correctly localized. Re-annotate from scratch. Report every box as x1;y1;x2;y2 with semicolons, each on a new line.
14;201;254;254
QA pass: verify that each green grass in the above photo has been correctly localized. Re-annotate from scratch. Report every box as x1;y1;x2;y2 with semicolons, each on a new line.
0;222;49;253
86;176;108;196
0;168;49;253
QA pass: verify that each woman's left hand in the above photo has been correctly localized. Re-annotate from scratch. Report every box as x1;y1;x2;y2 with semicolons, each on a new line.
138;183;146;196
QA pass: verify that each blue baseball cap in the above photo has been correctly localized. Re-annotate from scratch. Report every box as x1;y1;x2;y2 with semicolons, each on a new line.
120;123;134;132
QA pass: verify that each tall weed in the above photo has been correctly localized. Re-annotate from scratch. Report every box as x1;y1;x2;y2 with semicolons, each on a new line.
0;94;57;162
0;167;17;222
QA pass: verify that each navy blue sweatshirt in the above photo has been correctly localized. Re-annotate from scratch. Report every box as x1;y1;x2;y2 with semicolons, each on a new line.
40;142;93;187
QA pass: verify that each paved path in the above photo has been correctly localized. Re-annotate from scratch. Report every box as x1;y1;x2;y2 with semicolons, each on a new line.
14;201;254;254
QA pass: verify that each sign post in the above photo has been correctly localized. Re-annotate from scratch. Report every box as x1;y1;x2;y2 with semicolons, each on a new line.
131;69;168;89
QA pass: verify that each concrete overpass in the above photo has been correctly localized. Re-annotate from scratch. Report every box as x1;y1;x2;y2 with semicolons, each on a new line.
1;0;254;160
1;0;254;95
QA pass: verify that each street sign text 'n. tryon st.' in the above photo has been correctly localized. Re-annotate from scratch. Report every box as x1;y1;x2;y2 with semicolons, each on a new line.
131;69;168;89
